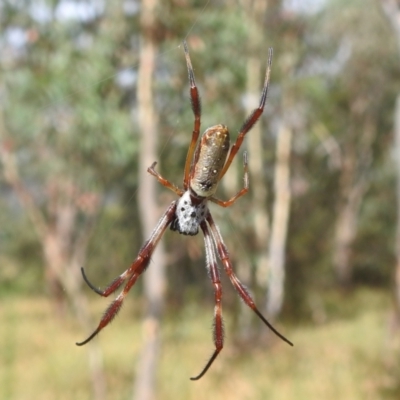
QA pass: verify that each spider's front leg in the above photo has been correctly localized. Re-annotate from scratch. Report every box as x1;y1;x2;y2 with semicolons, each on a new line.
76;201;177;346
219;47;273;180
182;40;202;190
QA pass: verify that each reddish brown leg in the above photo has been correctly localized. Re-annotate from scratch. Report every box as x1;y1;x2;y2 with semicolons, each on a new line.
206;213;293;347
76;201;177;346
210;152;249;208
148;162;183;196
182;41;202;190
190;220;224;381
219;47;273;179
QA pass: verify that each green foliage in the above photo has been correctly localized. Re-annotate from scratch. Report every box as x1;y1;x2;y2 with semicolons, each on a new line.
3;2;135;188
2;2;400;399
1;289;399;399
0;207;43;296
1;0;400;329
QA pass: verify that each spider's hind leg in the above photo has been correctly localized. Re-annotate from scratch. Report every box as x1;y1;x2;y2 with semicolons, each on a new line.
76;270;140;346
190;220;224;380
207;213;293;347
80;267;128;297
76;202;177;346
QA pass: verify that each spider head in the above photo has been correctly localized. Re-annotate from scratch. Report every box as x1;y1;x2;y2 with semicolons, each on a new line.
170;191;208;236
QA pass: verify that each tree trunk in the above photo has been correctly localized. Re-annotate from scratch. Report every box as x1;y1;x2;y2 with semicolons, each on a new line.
239;0;270;288
42;225;106;399
133;1;165;399
266;122;292;319
239;0;293;324
332;181;365;286
0;109;106;400
394;94;400;318
247;56;271;290
380;0;400;329
332;118;374;287
226;0;270;342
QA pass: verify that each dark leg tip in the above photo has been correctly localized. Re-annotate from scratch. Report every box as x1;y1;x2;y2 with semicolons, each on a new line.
75;328;100;346
81;267;103;295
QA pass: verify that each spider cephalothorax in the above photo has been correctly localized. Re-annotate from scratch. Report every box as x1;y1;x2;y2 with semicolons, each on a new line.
170;191;208;236
77;41;293;380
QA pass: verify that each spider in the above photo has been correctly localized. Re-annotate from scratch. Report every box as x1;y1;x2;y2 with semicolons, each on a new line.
76;41;293;380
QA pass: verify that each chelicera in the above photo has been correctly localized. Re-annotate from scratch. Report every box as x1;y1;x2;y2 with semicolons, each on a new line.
76;41;293;380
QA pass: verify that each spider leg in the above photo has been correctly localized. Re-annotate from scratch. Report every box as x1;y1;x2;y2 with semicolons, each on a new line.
190;221;224;381
76;271;141;346
210;152;249;208
148;162;183;196
80;267;129;297
219;47;273;180
182;41;202;190
76;201;177;346
206;213;293;347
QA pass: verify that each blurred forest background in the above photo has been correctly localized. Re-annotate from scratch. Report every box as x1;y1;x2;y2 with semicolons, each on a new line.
1;0;400;399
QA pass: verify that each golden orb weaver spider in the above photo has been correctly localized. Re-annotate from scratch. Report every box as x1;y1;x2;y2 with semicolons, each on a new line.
76;41;293;380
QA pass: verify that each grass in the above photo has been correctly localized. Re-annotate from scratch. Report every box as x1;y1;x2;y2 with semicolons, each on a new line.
0;288;399;400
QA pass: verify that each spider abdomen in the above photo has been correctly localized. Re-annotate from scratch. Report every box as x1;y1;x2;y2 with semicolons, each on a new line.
170;191;208;236
190;125;230;198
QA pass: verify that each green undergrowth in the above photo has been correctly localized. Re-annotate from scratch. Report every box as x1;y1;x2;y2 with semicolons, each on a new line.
0;288;399;400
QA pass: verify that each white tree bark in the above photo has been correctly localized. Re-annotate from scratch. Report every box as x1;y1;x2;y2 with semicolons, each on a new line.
0;110;106;400
381;0;400;321
266;122;292;318
133;0;165;399
394;95;400;314
240;0;270;290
